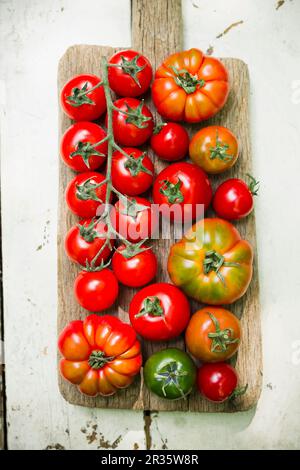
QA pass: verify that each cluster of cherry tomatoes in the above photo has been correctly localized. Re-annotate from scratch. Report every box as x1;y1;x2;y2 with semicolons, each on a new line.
58;48;257;403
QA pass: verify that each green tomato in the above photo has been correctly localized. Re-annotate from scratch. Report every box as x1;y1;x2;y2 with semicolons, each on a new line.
144;348;196;400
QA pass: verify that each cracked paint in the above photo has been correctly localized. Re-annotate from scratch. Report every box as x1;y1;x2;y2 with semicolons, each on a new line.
216;20;244;39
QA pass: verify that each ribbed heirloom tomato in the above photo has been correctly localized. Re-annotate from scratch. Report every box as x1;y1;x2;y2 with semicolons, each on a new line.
152;48;229;123
112;244;157;288
58;315;142;397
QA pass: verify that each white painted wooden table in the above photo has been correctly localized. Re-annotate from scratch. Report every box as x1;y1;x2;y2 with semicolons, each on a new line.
1;0;300;450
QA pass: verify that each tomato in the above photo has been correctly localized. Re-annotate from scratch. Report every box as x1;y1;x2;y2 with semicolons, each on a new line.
60;122;108;172
60;74;106;121
197;363;247;403
189;126;238;174
152;162;212;222
152;48;229;123
58;314;142;397
112;196;158;242
107;98;154;146
150;123;189;162
74;269;119;312
185;307;241;362
144;348;196;400
108;50;152;97
213;175;259;220
111;147;154;196
65;172;110;218
112;244;157;287
168;218;253;304
129;283;190;341
64;218;114;267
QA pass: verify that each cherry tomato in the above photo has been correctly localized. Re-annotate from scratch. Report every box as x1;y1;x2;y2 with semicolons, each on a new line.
189;126;238;174
129;283;190;341
107;98;154;146
150;123;189;162
64;218;114;267
65;172;110;218
108;50;152;97
111;147;154;196
60;74;106;121
152;162;212;222
60;122;108;172
74;269;119;312
197;363;246;403
112;244;157;287
112;196;158;242
213;175;259;220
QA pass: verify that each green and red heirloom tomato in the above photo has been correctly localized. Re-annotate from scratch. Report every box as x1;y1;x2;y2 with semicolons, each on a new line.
197;362;247;403
107;97;154;146
213;175;259;220
111;147;154;196
129;283;190;341
65;171;110;218
108;50;152;97
60;74;106;122
58;314;142;397
189;126;238;174
168;218;253;304
112;244;157;287
112;196;158;243
150;122;189;162
152;48;229;123
74;269;119;312
64;218;114;267
152;162;212;222
144;348;196;400
185;307;241;362
60;122;108;172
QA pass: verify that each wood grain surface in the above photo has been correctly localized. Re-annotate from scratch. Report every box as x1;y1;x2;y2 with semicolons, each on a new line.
57;0;262;412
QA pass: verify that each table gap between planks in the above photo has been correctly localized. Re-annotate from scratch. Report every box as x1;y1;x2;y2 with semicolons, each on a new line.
57;0;262;412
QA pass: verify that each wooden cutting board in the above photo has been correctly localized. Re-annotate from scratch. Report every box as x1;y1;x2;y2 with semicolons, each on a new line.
57;0;262;412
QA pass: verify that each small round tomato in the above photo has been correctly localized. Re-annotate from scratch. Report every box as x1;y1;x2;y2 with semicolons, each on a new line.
74;269;119;312
64;218;114;267
150;123;189;161
213;175;259;220
107;98;154;146
185;307;241;362
65;172;110;218
112;196;158;242
60;122;108;172
111;148;154;196
108;50;152;97
144;348;196;400
152;162;212;222
189;126;238;174
112;244;157;287
129;283;190;341
197;363;247;403
60;74;106;121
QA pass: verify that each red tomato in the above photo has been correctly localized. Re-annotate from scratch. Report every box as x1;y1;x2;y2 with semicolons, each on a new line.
64;218;114;267
108;50;152;97
65;172;110;218
111;147;154;196
129;283;190;341
150;123;189;161
60;74;106;121
107;98;154;146
74;269;119;312
60;122;108;172
112;244;157;287
197;363;242;403
112;196;158;242
213;175;259;220
152;162;212;222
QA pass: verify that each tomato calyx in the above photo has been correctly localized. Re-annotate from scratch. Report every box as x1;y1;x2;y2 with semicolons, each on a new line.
153;123;166;135
88;350;115;369
70;140;107;169
246;174;260;196
118;240;150;259
66;81;102;107
78;218;104;243
117;54;146;87
170;66;205;94
155;361;189;398
81;257;111;273
159;178;184;203
118;196;149;219
207;312;239;353
76;177;106;202
124;151;153;177
203;250;240;285
229;384;248;401
210;130;233;162
121;101;152;129
135;296;164;318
